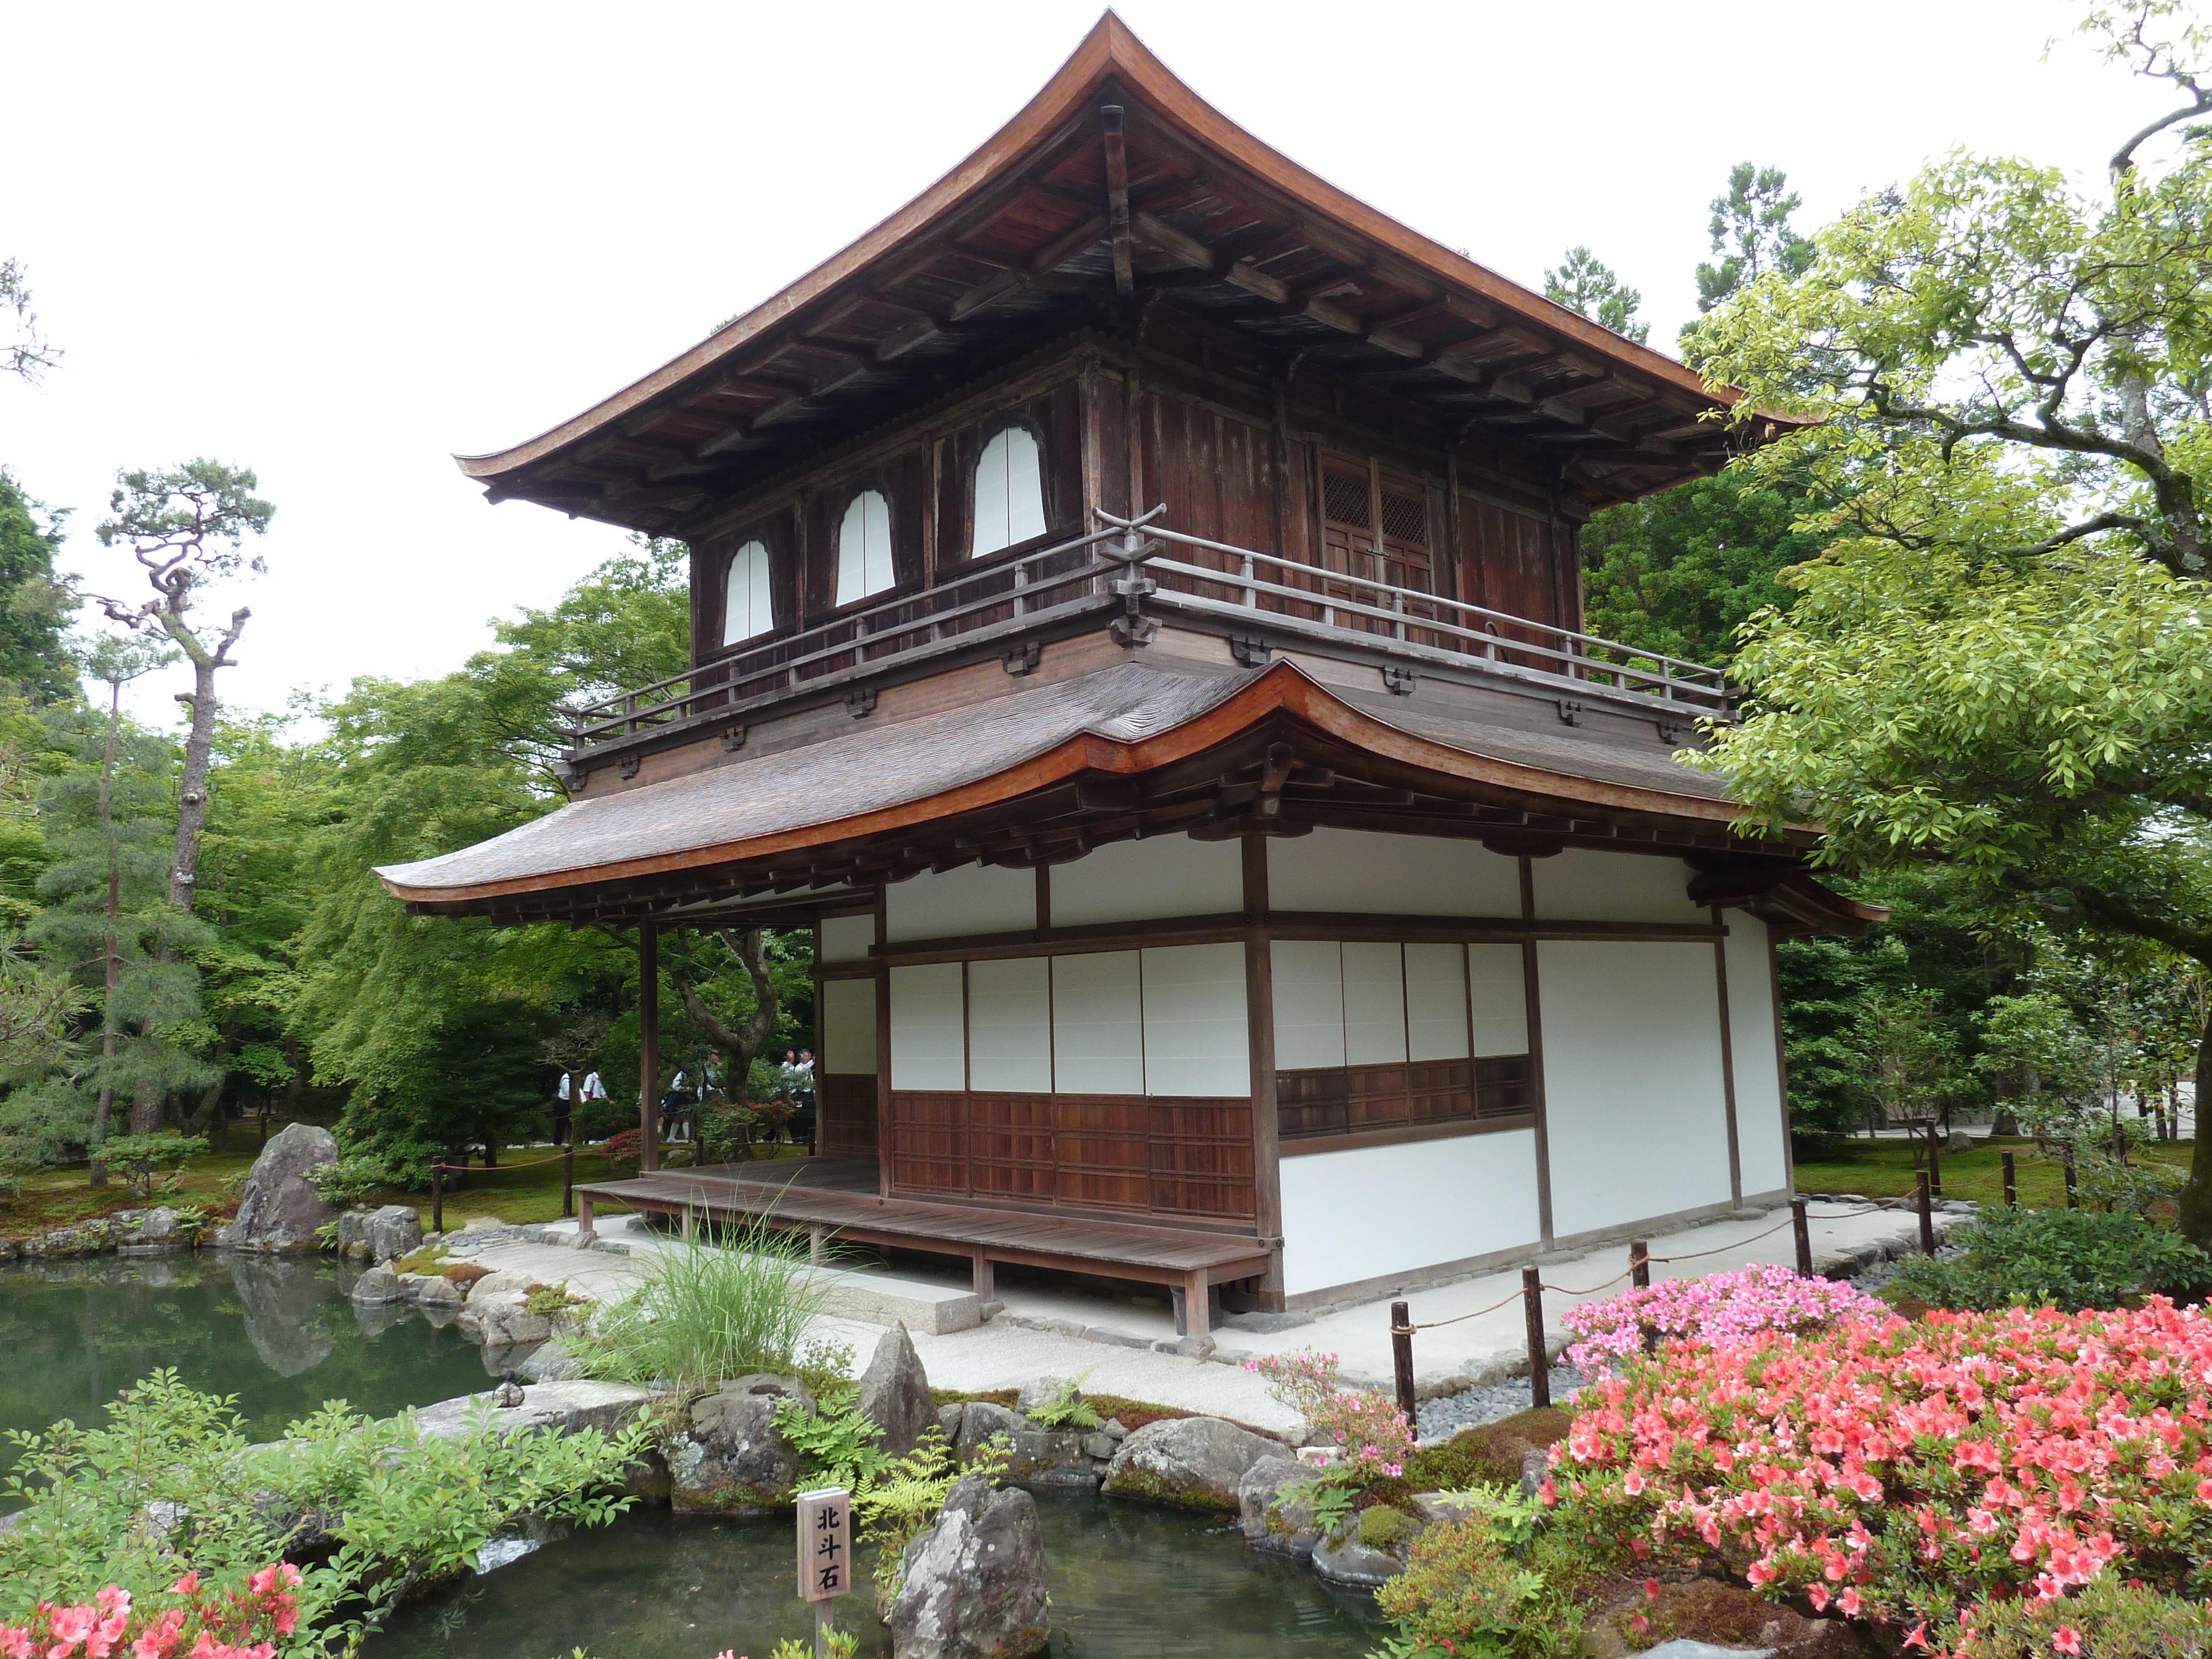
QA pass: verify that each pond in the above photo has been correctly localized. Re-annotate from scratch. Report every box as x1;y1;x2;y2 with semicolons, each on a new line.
367;1492;1387;1659
0;1251;494;1505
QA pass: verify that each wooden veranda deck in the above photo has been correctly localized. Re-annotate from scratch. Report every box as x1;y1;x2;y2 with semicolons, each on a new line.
573;1156;1271;1338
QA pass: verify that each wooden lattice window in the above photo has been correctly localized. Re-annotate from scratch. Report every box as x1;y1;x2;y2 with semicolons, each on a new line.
1316;457;1434;631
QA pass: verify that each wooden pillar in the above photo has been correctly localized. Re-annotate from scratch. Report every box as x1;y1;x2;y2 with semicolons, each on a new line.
1520;858;1553;1244
1241;833;1285;1311
639;922;661;1174
874;885;893;1201
1712;907;1743;1205
969;1247;994;1301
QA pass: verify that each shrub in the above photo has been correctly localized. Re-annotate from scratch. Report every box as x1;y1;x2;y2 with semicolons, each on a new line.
0;1370;646;1649
1883;1203;2212;1312
0;1134;45;1202
1955;1575;2212;1658
1246;1349;1413;1483
1370;1501;1587;1659
1561;1263;1886;1373
304;1155;393;1210
98;1134;207;1201
1545;1298;2212;1652
1;1563;305;1659
598;1129;644;1170
571;1213;832;1389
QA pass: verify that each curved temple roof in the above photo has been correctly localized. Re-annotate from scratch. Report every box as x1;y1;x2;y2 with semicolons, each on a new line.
458;12;1768;531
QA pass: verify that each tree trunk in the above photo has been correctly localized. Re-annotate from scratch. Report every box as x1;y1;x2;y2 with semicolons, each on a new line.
2176;1003;2212;1248
167;643;227;913
88;681;126;1187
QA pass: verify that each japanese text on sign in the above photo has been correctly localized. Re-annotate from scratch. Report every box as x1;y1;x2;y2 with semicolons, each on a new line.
795;1487;852;1603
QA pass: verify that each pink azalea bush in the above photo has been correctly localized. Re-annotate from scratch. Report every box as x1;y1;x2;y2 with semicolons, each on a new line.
1561;1263;1887;1373
0;1565;301;1659
1545;1297;2212;1655
1246;1349;1413;1479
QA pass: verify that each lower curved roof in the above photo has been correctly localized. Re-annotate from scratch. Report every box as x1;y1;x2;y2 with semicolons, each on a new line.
377;659;1747;910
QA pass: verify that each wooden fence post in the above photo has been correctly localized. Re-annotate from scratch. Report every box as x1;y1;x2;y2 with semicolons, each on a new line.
562;1142;575;1220
1792;1199;1813;1276
1628;1239;1650;1289
1926;1121;1943;1197
431;1161;444;1235
1390;1301;1417;1430
1522;1267;1550;1410
2064;1155;2078;1209
1917;1171;1935;1255
2001;1151;2016;1207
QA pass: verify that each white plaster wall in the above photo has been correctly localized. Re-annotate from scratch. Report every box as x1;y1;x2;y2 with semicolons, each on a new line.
1467;943;1530;1057
1529;849;1705;925
1140;942;1250;1097
1341;942;1407;1064
1538;940;1733;1238
888;962;966;1090
1051;951;1145;1095
1404;943;1469;1061
1050;833;1243;928
1269;828;1521;917
1280;1129;1541;1296
819;914;875;963
967;957;1052;1093
1271;940;1345;1070
821;977;877;1075
884;863;1036;942
1725;915;1791;1196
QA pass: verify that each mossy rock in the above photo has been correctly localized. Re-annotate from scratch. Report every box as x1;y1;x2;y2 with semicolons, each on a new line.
1357;1504;1423;1554
442;1261;493;1287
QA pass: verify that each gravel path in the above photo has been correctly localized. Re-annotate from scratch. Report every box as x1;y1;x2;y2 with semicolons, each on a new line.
1416;1362;1585;1441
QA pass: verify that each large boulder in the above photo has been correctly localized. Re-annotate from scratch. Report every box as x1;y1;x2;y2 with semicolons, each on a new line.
456;1288;553;1349
889;1473;1048;1659
216;1124;339;1253
338;1205;421;1265
1238;1455;1319;1559
416;1379;654;1441
1100;1416;1285;1511
1311;1512;1412;1589
350;1262;405;1306
665;1374;812;1516
857;1322;936;1459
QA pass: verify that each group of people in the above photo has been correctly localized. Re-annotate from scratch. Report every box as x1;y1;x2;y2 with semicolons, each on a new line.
546;1048;818;1154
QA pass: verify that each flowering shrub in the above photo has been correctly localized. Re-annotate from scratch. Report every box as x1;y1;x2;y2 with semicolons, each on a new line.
1246;1349;1413;1481
1559;1263;1886;1373
599;1129;644;1168
1369;1505;1589;1659
1546;1298;2212;1653
0;1564;302;1659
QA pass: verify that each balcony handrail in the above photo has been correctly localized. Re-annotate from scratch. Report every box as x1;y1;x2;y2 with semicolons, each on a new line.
556;504;1734;750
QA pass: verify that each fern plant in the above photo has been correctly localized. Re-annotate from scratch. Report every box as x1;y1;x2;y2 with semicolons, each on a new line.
1025;1371;1100;1432
774;1384;886;1493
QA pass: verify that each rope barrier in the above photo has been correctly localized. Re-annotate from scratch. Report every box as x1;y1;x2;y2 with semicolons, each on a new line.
1390;1283;1528;1334
431;1152;575;1173
1647;1214;1798;1264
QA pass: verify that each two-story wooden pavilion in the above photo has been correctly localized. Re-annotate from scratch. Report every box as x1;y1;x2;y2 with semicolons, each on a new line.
379;14;1875;1330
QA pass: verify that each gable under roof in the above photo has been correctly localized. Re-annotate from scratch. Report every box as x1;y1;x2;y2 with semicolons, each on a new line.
460;12;1767;535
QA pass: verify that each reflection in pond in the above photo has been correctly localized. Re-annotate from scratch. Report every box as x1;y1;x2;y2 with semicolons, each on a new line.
367;1491;1386;1659
0;1252;493;1503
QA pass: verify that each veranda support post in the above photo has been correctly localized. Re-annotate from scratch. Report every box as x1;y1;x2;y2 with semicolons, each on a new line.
639;922;661;1174
2002;1151;2017;1207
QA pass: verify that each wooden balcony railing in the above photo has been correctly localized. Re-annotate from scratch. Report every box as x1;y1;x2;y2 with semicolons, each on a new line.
555;505;1735;752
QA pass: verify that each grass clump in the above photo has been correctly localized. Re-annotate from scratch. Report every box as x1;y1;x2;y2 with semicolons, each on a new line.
572;1211;832;1389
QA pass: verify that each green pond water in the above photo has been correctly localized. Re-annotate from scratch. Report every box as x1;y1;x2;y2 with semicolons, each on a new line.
366;1494;1388;1659
0;1251;494;1504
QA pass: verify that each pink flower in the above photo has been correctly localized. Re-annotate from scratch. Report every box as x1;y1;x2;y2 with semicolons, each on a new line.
48;1603;98;1658
163;1578;197;1601
1643;1579;1661;1603
2053;1629;2081;1655
1;1627;34;1659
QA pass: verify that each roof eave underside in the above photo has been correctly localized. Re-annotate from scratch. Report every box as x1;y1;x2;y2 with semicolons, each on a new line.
376;660;1808;919
457;12;1762;528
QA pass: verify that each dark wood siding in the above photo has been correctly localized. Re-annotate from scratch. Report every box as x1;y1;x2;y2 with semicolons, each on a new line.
886;1089;1255;1225
932;379;1084;578
1275;1057;1532;1145
818;1073;878;1159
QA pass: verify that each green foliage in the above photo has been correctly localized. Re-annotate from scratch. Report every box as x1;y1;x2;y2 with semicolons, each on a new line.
792;1337;857;1398
0;1134;41;1199
0;1370;645;1645
1369;1500;1587;1659
1958;1574;2212;1658
774;1383;886;1492
0;471;80;702
768;1631;858;1659
304;1153;393;1209
96;1132;206;1199
1541;246;1647;345
571;1214;833;1389
522;1280;590;1318
1689;161;1816;321
1883;1203;2212;1312
1024;1371;1100;1431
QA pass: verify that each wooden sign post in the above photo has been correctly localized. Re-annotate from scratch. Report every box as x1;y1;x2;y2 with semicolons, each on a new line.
795;1486;852;1655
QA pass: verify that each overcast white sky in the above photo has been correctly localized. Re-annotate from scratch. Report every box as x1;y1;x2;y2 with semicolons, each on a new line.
0;1;2182;727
